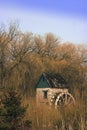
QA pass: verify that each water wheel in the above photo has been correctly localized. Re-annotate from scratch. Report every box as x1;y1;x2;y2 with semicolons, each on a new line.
50;92;75;107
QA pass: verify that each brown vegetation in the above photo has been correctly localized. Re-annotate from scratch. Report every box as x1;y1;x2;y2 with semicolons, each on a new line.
0;22;87;129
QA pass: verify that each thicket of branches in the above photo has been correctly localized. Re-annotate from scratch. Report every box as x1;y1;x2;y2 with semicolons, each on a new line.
0;22;87;97
0;22;87;130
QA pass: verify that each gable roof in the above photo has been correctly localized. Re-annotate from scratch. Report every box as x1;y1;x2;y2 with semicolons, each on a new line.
43;72;66;88
35;72;67;89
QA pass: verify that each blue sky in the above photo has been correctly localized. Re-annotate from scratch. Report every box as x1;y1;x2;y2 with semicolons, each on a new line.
0;0;87;44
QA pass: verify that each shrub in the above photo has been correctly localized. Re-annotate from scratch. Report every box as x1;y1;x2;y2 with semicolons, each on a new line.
0;87;31;130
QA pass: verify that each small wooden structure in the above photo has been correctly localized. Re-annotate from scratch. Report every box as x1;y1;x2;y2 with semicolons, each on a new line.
35;72;75;107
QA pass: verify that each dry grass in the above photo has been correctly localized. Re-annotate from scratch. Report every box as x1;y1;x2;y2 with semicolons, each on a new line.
22;97;86;130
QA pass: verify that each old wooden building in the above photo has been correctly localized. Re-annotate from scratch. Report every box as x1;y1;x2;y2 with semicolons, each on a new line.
35;72;75;107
